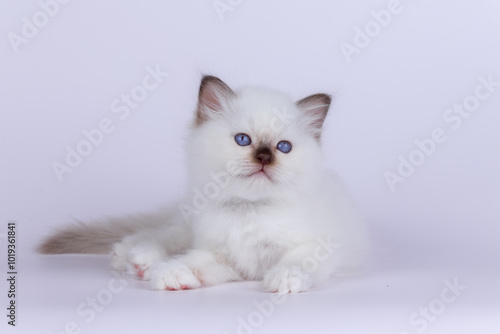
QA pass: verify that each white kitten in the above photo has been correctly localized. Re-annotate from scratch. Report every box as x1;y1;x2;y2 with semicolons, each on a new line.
39;76;368;293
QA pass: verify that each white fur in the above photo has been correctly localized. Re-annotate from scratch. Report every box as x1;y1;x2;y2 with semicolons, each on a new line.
110;84;369;293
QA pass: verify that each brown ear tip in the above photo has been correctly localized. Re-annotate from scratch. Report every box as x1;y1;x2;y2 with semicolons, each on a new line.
296;93;333;109
319;93;333;105
200;75;223;87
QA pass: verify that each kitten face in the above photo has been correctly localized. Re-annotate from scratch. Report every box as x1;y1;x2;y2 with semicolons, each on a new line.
186;76;331;202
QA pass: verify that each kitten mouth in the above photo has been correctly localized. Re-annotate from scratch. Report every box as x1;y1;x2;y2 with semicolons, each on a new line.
249;167;272;180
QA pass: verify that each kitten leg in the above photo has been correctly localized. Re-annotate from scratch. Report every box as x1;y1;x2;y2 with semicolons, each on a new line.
111;223;192;278
111;234;166;277
262;266;312;294
263;237;338;293
148;249;240;290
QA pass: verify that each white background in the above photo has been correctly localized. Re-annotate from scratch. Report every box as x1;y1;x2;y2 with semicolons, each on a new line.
1;0;499;333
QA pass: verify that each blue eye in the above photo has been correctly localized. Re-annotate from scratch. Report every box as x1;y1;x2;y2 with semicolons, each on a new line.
277;141;292;153
234;133;251;146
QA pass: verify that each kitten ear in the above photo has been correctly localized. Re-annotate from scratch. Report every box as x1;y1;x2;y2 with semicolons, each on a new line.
195;75;235;126
296;93;332;140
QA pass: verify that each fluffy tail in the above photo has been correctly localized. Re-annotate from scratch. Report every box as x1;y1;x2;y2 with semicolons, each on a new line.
38;210;173;254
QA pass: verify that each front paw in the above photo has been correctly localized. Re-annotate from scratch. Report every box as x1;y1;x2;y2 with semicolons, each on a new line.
148;260;202;291
110;241;162;279
263;266;312;293
127;245;163;279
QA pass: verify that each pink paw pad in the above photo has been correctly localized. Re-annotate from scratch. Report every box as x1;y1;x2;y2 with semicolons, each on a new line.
134;264;145;278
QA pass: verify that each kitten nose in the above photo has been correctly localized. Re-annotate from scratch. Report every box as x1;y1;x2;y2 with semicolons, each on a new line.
257;152;273;165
